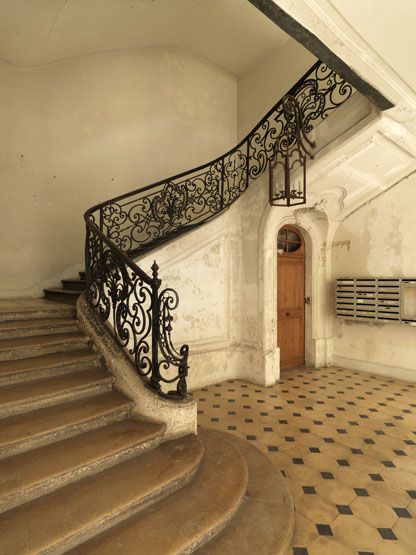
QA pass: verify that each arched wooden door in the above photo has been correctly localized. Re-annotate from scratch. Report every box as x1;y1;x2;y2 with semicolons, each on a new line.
277;225;305;369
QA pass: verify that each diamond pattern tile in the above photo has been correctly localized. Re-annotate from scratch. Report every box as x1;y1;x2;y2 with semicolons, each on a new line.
193;367;416;553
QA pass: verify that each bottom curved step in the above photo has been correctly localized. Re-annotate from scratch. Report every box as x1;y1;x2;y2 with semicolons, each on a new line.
70;428;294;554
70;428;249;554
196;431;294;555
0;433;204;554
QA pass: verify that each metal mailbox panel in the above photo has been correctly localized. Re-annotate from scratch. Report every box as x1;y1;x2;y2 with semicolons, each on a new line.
335;278;416;324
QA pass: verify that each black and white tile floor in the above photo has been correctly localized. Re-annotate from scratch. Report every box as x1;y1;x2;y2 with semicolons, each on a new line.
192;367;416;555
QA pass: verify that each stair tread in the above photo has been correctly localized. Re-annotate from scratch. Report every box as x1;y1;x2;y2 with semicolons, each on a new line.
196;431;294;555
0;419;165;511
0;318;78;332
0;331;87;351
0;434;203;554
0;304;76;322
0;368;111;407
0;349;98;376
62;279;86;285
70;428;248;555
0;299;76;314
0;392;131;453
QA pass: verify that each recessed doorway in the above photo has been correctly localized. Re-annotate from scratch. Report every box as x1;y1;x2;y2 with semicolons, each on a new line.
277;225;305;369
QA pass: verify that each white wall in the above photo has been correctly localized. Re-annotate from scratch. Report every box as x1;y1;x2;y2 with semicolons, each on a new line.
331;172;416;382
0;48;237;297
237;37;316;138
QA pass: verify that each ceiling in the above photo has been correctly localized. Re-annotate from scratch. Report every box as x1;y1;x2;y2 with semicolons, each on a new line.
328;0;416;94
0;0;289;75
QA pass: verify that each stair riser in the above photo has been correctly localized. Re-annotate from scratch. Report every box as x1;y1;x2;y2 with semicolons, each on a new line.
0;309;76;323
42;462;200;555
62;282;86;291
0;436;162;513
0;339;89;361
0;405;131;460
0;359;101;386
0;323;80;341
0;380;113;419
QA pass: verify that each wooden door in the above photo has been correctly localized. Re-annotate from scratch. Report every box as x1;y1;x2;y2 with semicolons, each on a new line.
277;226;305;369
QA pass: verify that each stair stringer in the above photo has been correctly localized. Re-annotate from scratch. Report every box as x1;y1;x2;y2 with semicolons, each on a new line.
76;293;197;439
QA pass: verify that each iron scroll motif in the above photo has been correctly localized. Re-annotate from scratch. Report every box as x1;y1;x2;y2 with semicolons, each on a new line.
84;60;353;399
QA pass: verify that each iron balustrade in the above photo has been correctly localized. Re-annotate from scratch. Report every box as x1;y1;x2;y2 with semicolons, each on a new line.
84;60;354;399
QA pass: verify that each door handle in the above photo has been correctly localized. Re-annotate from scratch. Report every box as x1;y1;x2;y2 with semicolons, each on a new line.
305;297;311;305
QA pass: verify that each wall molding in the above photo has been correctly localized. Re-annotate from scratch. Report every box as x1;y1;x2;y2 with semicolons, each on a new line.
332;354;416;384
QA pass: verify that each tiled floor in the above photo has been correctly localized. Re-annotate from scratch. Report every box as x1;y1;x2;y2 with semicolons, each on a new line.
192;367;416;555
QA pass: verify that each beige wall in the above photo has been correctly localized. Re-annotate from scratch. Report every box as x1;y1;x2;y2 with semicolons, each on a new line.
237;38;316;139
0;48;237;297
331;172;416;381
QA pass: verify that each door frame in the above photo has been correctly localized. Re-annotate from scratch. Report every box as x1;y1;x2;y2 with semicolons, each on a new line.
259;208;332;384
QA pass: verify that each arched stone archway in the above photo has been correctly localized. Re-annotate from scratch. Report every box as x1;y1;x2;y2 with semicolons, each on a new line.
258;205;332;384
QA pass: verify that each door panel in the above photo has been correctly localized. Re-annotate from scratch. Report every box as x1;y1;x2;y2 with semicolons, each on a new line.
278;259;304;308
277;227;305;370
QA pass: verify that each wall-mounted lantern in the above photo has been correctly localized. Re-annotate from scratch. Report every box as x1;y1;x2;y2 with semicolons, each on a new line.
269;95;316;206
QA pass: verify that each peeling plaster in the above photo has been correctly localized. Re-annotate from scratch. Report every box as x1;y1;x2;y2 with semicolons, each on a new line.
331;240;351;251
332;172;416;378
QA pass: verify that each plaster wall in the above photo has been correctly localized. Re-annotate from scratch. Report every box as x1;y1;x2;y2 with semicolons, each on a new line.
0;48;237;297
331;172;416;382
237;37;316;139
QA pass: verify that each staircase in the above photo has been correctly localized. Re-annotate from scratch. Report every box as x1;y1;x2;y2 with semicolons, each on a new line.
0;300;293;554
44;271;86;305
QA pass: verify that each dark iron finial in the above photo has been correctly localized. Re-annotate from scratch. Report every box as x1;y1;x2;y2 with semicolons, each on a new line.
151;261;159;278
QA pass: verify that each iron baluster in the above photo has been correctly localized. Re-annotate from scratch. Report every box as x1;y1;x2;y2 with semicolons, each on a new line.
220;157;225;210
150;261;161;393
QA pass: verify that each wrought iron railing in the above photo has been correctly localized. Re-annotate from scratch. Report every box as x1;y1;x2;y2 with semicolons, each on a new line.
84;60;353;399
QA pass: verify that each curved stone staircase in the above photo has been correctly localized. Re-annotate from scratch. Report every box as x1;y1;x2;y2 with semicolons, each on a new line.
0;300;293;554
0;59;356;554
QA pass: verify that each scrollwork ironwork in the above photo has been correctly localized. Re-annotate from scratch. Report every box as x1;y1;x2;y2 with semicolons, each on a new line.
84;60;353;399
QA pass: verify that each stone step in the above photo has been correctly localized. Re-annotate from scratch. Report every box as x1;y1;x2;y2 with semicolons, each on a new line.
0;392;132;459
0;349;100;385
0;300;76;323
0;317;79;340
44;288;82;305
0;368;113;419
61;279;86;291
0;332;89;361
0;434;204;554
196;431;294;555
0;419;165;513
70;429;248;555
